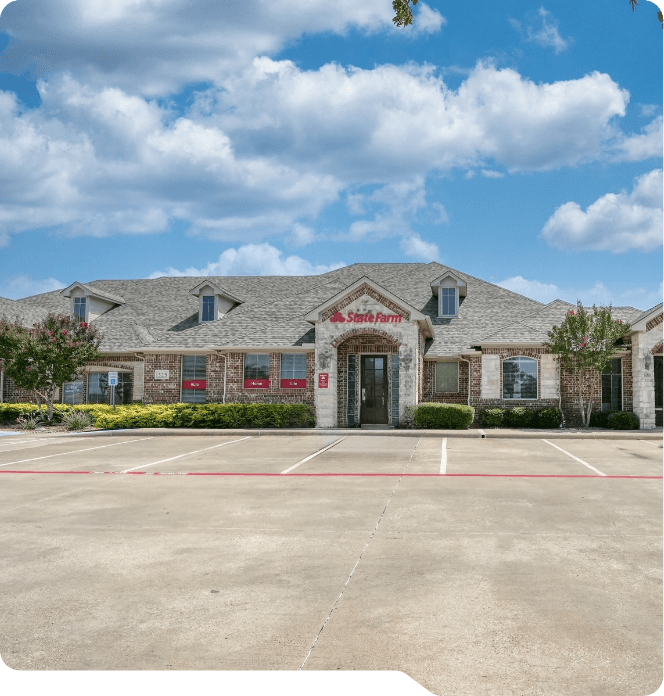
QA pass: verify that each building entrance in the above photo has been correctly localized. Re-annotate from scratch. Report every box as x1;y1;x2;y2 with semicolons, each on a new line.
360;355;388;424
655;355;662;427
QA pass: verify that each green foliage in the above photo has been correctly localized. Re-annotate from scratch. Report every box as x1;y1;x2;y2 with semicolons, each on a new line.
532;407;563;429
392;0;418;27
480;408;504;427
588;410;615;428
607;411;640;430
544;302;630;427
413;403;475;429
62;411;95;430
0;314;103;422
17;412;43;430
502;407;534;428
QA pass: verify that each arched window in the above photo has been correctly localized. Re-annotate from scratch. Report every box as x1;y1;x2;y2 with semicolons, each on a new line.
503;357;537;400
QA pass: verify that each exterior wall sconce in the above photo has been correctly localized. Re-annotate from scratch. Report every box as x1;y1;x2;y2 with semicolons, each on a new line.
644;353;653;371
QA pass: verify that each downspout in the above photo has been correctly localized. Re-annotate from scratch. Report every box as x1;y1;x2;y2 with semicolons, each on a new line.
215;351;227;404
0;366;4;403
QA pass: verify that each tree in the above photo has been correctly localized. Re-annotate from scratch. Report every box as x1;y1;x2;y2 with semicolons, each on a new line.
544;302;630;427
393;0;663;28
0;314;103;423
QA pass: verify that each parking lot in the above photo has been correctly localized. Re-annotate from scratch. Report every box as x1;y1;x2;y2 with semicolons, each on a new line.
0;432;661;695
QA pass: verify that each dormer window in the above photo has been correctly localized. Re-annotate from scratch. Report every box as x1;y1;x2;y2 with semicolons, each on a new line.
73;297;87;322
440;288;457;317
201;296;215;322
189;281;244;324
430;271;467;319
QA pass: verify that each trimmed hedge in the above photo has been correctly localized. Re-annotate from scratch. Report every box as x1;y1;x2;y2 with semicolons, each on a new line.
607;411;640;430
480;406;563;429
588;410;614;428
413;403;475;429
0;402;315;429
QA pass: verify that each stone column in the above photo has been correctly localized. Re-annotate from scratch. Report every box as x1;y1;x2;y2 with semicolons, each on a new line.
632;332;656;429
540;354;560;399
399;342;417;421
315;343;337;428
481;355;500;399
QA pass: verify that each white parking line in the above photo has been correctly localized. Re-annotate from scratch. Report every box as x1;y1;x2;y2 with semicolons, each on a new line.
0;437;155;468
541;439;607;476
0;437;93;453
120;436;252;472
440;438;448;474
640;440;662;447
281;437;346;474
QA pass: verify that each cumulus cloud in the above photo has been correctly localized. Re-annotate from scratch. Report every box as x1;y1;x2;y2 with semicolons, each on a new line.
0;59;652;247
511;7;570;54
148;243;345;278
541;169;663;253
0;274;65;299
613;116;663;162
285;223;317;248
0;0;435;96
498;276;662;311
481;169;505;179
400;235;440;261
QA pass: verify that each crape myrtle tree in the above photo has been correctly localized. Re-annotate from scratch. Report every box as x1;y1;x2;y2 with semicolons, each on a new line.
544;303;631;428
392;0;663;28
0;314;103;423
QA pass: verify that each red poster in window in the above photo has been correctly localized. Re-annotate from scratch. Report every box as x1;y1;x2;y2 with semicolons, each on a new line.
281;379;307;389
244;379;270;389
182;380;207;390
318;373;329;388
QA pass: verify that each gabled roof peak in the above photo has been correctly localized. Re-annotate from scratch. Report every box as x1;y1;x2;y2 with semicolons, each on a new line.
60;281;125;305
188;280;244;304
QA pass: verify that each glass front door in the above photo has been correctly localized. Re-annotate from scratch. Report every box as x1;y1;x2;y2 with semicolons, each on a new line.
655;355;662;427
360;355;388;424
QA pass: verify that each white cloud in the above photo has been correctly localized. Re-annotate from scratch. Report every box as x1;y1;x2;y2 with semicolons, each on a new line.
0;274;65;299
148;243;345;278
481;169;505;179
541;169;663;253
0;0;409;96
613;116;663;162
512;7;570;54
498;276;663;311
285;223;316;248
400;235;440;261
0;59;650;247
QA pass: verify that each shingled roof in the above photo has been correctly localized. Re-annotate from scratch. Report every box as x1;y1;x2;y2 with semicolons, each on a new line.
6;264;651;355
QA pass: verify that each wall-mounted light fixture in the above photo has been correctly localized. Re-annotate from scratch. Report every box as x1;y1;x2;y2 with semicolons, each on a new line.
644;353;653;371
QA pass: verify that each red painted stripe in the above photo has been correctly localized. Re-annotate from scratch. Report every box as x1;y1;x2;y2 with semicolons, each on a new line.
0;470;660;479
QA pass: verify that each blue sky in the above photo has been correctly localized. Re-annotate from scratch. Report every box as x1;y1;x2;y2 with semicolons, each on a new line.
0;0;661;311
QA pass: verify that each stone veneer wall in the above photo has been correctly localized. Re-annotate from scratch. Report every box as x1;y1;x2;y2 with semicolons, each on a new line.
632;313;663;429
336;335;399;427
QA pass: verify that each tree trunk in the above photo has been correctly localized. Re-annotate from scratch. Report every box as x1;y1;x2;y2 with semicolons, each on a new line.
578;369;588;427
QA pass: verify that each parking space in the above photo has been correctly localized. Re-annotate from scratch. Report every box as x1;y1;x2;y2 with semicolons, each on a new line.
0;433;660;694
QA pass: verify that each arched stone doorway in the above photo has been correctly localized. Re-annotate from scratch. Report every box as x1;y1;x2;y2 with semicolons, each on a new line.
332;329;402;427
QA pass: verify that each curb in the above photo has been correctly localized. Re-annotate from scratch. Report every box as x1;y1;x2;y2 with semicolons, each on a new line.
62;427;663;441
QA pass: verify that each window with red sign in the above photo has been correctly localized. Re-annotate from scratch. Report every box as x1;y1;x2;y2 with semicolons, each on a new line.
244;354;270;388
182;355;207;403
280;353;307;388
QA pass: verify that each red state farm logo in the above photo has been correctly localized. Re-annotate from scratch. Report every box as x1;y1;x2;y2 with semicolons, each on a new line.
329;311;346;323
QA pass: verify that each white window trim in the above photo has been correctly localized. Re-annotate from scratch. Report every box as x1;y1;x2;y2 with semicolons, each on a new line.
438;288;458;318
72;296;88;323
502;356;539;400
200;295;216;323
435;361;459;393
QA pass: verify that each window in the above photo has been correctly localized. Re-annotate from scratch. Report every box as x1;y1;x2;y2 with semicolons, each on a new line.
601;358;622;412
435;362;459;392
440;287;456;317
201;296;215;322
182;355;207;404
503;357;537;399
88;372;133;404
73;297;86;321
244;354;270;388
281;354;307;388
62;379;84;405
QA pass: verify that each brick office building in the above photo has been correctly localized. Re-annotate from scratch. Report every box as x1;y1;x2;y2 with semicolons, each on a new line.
0;263;662;428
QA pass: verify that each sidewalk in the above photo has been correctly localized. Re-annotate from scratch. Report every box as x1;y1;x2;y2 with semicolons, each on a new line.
68;427;663;440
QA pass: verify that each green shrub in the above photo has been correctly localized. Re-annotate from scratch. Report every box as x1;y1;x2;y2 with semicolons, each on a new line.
533;407;563;429
589;410;615;428
502;407;534;428
413;403;475;429
62;411;95;430
607;411;639;430
480;408;504;427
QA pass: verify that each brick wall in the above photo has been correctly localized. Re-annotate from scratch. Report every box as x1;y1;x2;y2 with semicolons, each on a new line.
422;359;470;404
321;284;410;322
143;354;182;404
646;313;663;331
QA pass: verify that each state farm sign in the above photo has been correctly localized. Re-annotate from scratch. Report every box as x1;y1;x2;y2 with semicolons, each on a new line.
329;311;402;324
